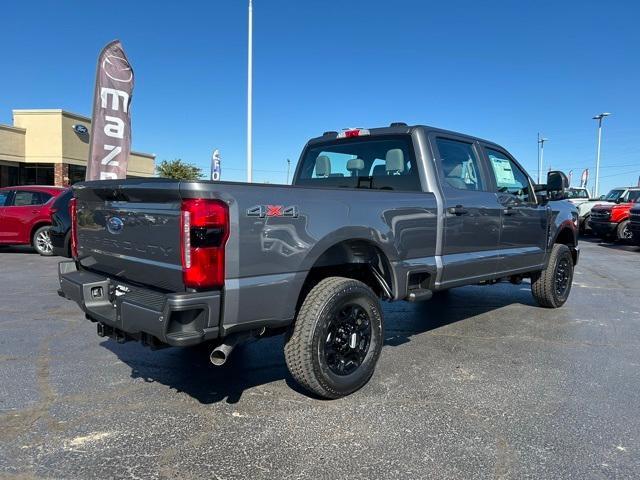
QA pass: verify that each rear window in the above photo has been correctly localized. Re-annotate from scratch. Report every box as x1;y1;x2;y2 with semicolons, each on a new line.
295;136;421;191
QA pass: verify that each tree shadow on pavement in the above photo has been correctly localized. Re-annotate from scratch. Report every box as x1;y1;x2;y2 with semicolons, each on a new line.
102;282;536;404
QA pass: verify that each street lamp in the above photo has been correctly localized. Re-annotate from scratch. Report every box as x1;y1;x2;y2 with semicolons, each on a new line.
592;112;611;198
246;0;254;182
537;133;548;184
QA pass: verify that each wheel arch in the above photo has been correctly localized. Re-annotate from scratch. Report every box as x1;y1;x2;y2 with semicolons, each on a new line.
551;223;578;265
295;235;397;315
30;221;52;244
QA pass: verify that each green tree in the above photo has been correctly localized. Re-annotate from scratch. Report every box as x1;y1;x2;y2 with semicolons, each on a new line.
156;159;203;180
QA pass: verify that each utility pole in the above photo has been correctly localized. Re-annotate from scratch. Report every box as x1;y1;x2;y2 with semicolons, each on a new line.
592;112;611;198
537;133;548;184
246;0;253;182
286;158;291;184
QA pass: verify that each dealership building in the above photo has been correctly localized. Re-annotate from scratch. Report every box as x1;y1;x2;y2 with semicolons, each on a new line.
0;109;155;187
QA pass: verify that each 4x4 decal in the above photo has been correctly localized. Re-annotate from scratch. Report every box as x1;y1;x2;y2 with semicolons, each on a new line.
247;205;299;218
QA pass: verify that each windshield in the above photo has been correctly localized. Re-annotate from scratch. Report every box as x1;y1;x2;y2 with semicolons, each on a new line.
296;135;421;191
604;189;624;201
567;188;588;199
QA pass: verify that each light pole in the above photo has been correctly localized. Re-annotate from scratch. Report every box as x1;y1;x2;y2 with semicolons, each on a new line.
592;112;611;198
537;133;548;184
246;0;253;182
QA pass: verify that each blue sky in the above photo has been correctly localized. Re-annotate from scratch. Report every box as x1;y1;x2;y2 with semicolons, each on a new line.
2;0;639;192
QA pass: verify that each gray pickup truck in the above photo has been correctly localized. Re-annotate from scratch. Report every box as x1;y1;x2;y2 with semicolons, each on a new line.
58;123;579;398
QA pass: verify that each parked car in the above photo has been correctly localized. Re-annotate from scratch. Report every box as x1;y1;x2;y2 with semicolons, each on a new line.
566;187;590;206
58;124;578;399
576;187;634;234
630;202;640;245
0;185;65;255
50;188;73;257
589;188;640;242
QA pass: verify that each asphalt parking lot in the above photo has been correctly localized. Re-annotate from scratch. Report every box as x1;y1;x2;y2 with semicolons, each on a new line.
1;238;639;479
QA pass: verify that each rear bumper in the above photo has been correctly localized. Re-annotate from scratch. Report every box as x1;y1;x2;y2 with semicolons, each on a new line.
588;220;617;237
58;261;221;347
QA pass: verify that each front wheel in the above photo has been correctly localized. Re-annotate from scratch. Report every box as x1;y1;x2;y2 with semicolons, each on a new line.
531;244;574;308
32;226;54;256
284;277;383;399
616;220;633;243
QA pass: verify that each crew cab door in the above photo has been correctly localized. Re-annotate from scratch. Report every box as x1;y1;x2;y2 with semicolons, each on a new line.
431;135;502;286
481;145;547;271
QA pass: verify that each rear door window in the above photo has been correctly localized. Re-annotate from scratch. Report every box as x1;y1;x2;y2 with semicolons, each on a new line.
296;136;421;191
0;191;9;207
13;190;44;206
434;138;485;191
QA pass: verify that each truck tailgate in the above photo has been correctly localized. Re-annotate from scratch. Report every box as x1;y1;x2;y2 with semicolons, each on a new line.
74;180;184;292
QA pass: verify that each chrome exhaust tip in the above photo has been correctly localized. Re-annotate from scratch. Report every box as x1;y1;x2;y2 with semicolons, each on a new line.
210;343;234;366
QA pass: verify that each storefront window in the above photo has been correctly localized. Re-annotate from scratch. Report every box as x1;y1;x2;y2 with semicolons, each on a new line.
21;164;54;185
0;164;20;187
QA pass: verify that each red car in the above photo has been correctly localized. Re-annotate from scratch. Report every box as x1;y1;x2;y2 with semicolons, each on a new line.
589;188;640;242
0;185;66;255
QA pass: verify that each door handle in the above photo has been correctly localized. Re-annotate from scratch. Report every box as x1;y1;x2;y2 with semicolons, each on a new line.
503;207;516;216
448;205;469;216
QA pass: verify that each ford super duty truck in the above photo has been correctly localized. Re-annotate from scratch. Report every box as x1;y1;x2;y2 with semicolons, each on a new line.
58;124;579;399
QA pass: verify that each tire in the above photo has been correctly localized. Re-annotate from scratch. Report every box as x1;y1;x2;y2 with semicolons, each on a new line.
32;226;54;256
616;220;633;243
531;244;574;308
284;277;383;399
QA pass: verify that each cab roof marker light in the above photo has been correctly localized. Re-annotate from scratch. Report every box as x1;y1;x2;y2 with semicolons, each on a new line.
337;128;370;138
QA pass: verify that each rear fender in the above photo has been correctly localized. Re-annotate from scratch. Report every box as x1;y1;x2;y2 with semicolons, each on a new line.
299;226;399;272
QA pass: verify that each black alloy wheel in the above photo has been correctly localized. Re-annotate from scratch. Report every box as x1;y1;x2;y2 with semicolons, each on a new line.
554;256;571;298
323;303;372;376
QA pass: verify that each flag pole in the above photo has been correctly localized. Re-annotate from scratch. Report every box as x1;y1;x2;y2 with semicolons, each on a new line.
246;0;253;183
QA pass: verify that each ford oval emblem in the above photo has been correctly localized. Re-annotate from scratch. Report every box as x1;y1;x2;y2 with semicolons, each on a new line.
107;216;124;235
73;124;89;135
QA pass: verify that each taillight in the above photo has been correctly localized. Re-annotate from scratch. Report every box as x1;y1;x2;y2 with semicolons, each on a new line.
69;197;78;258
180;199;229;289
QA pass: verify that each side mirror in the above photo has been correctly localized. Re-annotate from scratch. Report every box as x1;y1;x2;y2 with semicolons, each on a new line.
546;171;569;200
615;197;623;204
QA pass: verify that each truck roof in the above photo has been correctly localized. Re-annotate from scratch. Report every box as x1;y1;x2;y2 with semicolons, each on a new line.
307;123;505;150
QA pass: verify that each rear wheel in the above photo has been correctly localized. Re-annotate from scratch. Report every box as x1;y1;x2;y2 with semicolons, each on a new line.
531;244;574;308
616;220;632;243
32;226;53;256
284;277;383;399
